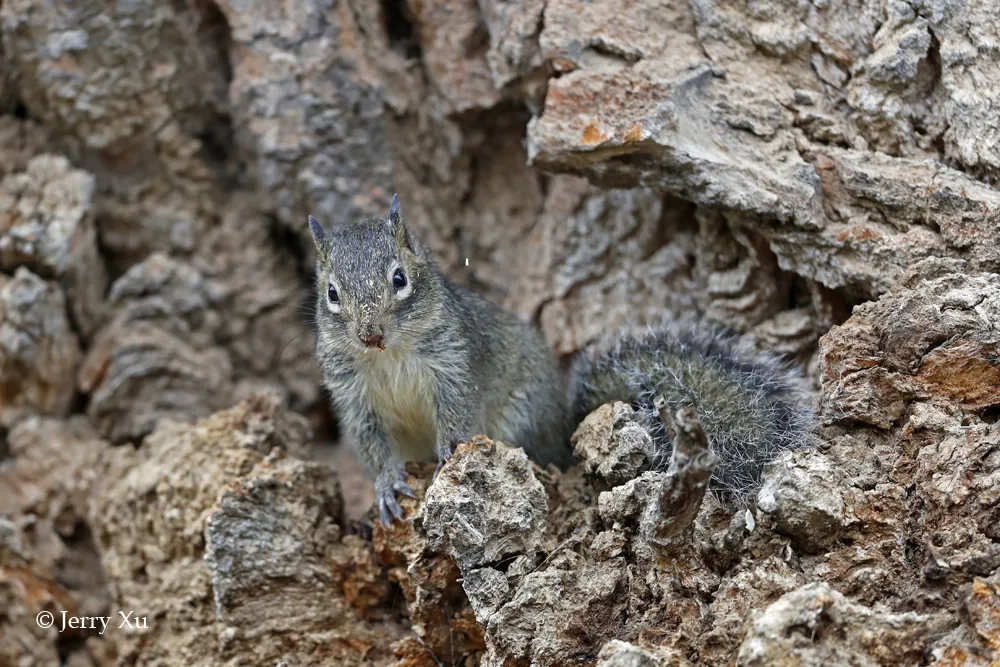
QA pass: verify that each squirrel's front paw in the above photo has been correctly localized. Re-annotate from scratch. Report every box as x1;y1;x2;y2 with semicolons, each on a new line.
375;464;416;524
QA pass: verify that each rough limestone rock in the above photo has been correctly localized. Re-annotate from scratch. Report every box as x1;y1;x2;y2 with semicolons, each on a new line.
737;582;954;666
757;449;845;553
821;258;1000;428
0;117;53;180
0;0;229;265
79;205;319;443
929;572;1000;665
92;396;407;666
594;640;690;667
572;402;655;487
0;416;111;667
0;154;106;337
524;0;1000;303
424;436;550;572
0;267;81;427
369;459;488;666
80;310;234;444
217;0;394;234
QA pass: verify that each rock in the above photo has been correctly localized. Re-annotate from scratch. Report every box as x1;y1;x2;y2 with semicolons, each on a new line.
0;267;81;427
928;573;1000;665
0;0;230;264
193;195;320;410
478;0;546;92
0;154;106;338
820;260;1000;427
572;402;654;486
218;0;394;237
703;557;808;663
0;0;229;155
462;566;510;624
92;396;408;665
483;547;628;667
757;449;845;553
80;318;234;444
508;178;699;354
372;461;487;665
0;415;108;535
737;581;954;666
204;455;343;629
0;416;111;667
423;436;550;572
404;0;501;112
598;471;664;526
0;37;12;113
595;640;690;667
0;117;53;180
78;209;321;442
524;0;1000;300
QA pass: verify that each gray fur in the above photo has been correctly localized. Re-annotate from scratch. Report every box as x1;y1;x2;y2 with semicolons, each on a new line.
309;202;573;523
570;322;815;506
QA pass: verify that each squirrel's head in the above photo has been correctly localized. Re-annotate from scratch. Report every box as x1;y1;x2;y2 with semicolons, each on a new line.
308;195;437;354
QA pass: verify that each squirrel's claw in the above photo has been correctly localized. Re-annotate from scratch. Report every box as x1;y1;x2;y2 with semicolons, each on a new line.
376;464;412;524
433;443;455;478
394;480;417;498
377;487;406;524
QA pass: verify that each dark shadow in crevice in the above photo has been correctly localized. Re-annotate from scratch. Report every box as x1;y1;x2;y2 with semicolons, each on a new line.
382;0;422;61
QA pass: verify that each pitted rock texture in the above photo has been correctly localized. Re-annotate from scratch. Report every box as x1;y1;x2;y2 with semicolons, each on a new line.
91;396;407;666
820;258;1000;428
572;402;654;486
737;582;954;666
0;417;110;667
218;0;395;235
0;267;81;427
0;154;105;337
423;437;550;572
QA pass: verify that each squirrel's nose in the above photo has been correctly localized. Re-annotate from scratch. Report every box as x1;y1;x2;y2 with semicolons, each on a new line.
360;328;384;348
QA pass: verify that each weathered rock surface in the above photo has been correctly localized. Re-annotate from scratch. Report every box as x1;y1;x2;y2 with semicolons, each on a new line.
0;0;229;266
595;640;690;667
92;396;407;666
79;197;318;444
737;582;954;666
572;402;655;486
523;0;1000;306
424;437;550;572
218;0;394;234
0;416;110;667
821;258;1000;428
0;154;106;337
0;267;81;427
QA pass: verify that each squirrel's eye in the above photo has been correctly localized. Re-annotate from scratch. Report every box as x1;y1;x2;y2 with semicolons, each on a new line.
327;284;339;304
392;268;407;291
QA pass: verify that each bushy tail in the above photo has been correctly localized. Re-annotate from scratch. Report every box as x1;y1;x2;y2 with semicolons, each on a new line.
569;322;815;505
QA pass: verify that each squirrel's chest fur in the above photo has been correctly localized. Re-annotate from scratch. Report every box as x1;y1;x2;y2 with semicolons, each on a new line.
356;347;439;461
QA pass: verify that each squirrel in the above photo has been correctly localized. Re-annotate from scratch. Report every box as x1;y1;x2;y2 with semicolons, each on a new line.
308;195;574;522
308;196;814;522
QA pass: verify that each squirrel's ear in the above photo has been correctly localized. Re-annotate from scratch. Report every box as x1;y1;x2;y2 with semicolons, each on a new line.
388;193;401;225
387;193;423;258
308;215;325;246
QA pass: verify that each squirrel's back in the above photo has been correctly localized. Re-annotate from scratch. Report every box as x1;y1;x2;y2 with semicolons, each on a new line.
439;278;574;468
570;323;814;504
